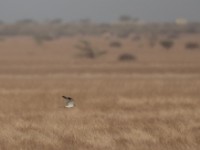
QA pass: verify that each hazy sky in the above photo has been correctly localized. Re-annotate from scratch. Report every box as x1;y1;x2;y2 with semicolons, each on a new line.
0;0;200;22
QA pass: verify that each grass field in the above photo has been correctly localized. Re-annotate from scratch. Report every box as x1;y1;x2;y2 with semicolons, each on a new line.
0;35;200;150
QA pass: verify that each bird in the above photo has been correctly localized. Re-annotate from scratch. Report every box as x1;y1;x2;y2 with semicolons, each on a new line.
62;96;75;108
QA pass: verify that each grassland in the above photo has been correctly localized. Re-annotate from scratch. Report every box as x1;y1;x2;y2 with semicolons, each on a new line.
0;35;200;150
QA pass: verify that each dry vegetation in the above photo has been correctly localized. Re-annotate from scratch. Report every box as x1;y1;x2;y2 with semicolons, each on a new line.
0;21;200;149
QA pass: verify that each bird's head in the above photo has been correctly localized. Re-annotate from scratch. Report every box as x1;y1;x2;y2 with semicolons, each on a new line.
62;96;72;100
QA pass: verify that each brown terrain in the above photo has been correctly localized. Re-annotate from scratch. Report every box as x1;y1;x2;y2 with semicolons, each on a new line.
0;34;200;150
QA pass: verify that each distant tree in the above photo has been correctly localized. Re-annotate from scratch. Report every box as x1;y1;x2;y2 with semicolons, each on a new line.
131;34;141;41
49;18;63;25
118;53;136;61
119;15;139;23
132;17;139;23
33;34;54;45
160;40;174;49
185;42;199;50
79;18;91;25
76;40;106;59
16;19;37;25
109;41;122;48
119;15;132;22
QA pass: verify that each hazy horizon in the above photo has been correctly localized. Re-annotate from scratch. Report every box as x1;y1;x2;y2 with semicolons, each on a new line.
0;0;200;23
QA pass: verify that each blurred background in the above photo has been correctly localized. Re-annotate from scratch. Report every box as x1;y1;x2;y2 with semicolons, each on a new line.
0;1;200;150
0;0;200;67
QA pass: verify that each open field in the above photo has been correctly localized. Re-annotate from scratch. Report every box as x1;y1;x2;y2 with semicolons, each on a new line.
0;35;200;150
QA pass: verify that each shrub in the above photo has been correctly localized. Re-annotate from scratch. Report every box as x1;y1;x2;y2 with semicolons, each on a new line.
76;40;106;59
117;31;130;38
109;41;122;48
167;33;179;39
131;35;141;41
185;42;199;50
118;53;136;61
33;34;54;45
160;40;174;49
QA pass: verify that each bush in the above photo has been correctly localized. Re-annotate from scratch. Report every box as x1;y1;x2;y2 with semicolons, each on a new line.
118;53;136;61
33;34;54;45
131;34;141;41
167;33;179;39
160;40;174;49
109;41;122;48
185;42;199;50
76;40;106;59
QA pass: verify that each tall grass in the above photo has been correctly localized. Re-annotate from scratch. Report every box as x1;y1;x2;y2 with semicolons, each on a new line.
0;74;199;150
0;35;200;150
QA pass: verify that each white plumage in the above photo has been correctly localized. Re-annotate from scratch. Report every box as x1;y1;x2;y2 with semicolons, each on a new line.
62;96;75;108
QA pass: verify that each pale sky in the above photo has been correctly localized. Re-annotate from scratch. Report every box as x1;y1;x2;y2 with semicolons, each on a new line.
0;0;200;22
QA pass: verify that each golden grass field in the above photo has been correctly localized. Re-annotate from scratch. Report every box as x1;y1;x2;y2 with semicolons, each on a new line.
0;35;200;150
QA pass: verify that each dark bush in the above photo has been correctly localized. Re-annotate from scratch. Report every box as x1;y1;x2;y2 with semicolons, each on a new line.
33;34;54;45
118;53;136;61
167;33;179;39
131;35;141;41
160;40;174;49
185;42;199;50
109;41;122;48
76;40;106;59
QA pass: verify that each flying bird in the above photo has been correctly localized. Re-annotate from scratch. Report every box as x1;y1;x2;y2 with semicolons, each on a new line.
62;96;75;108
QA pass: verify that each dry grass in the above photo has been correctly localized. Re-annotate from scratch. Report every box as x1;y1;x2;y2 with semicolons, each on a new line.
0;35;200;150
